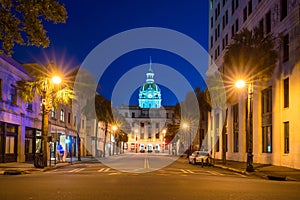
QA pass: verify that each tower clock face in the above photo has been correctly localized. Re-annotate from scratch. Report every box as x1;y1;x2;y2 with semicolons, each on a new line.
148;94;153;98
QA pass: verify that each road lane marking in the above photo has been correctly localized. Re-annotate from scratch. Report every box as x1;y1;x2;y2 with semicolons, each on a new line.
207;171;224;176
108;172;121;176
144;158;150;169
234;172;247;177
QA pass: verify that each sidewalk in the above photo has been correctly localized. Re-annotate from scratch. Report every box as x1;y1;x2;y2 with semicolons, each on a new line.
0;156;98;175
176;156;300;181
212;159;300;181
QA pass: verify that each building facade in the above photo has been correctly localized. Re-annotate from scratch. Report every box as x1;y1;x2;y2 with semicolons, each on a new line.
118;64;174;153
208;0;300;169
0;53;78;163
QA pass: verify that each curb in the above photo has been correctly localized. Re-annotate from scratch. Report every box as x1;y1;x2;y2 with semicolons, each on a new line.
213;164;249;175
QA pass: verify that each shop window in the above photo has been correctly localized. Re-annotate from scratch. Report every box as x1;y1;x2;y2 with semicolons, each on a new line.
5;136;15;154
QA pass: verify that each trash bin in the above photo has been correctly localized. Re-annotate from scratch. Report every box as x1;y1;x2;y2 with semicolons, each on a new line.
34;153;44;168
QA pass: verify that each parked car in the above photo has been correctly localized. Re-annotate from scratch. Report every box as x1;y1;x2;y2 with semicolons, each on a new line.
188;151;211;166
140;149;145;153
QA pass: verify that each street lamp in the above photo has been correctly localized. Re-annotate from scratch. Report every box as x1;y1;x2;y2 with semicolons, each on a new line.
182;122;191;157
236;79;254;172
134;129;138;153
162;129;167;153
41;75;62;168
112;125;118;155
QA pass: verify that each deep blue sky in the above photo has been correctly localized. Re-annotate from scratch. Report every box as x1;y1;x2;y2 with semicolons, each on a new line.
13;0;209;106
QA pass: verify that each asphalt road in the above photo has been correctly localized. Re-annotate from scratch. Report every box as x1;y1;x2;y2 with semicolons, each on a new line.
0;154;299;200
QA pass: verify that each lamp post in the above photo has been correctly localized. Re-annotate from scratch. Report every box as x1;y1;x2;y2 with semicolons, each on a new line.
162;129;167;153
236;79;254;172
135;129;138;153
40;75;62;168
112;125;118;155
182;122;191;157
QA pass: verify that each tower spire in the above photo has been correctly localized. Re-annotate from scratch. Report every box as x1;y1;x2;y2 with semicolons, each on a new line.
149;56;152;72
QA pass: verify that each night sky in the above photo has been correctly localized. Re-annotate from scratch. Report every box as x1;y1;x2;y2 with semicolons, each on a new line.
12;0;209;106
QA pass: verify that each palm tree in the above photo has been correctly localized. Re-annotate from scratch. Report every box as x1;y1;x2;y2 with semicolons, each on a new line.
17;62;76;167
111;110;131;154
93;94;113;157
195;87;211;152
223;27;277;85
222;27;278;165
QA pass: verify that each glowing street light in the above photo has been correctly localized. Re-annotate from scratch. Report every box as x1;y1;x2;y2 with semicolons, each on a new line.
52;75;62;85
235;79;246;89
235;79;254;172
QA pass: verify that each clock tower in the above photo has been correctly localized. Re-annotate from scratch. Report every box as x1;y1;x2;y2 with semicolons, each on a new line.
138;58;162;108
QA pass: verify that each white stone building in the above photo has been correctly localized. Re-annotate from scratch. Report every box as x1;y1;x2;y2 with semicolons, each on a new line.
118;64;174;153
208;0;300;169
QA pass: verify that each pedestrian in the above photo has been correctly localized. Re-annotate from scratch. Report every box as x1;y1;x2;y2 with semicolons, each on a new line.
57;144;64;162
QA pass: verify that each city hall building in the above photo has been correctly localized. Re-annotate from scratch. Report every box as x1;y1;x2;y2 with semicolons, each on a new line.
118;62;175;153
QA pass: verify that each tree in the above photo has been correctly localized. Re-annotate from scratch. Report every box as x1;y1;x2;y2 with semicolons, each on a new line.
195;87;211;152
0;0;67;55
223;27;278;83
93;93;113;157
17;62;76;167
222;27;278;165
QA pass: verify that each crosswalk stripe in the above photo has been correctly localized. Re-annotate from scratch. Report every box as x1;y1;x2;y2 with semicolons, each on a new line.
98;168;105;172
68;168;84;173
180;169;194;174
98;168;110;172
207;170;224;176
180;169;188;173
186;170;195;174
